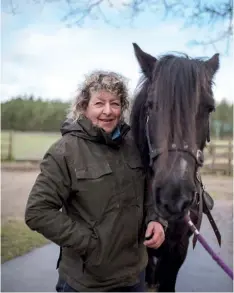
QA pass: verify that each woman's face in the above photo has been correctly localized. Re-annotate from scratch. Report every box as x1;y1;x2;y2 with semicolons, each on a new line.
84;90;122;133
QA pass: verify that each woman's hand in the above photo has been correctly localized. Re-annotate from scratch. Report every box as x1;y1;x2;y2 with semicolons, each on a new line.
144;221;165;249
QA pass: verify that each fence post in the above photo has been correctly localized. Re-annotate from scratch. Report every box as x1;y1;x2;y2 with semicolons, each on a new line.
210;143;216;173
228;140;233;176
7;131;13;161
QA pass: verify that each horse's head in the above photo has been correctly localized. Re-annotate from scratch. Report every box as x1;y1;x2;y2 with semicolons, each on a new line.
131;43;219;221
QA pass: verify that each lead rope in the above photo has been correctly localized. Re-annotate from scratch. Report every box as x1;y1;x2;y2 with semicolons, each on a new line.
184;213;233;280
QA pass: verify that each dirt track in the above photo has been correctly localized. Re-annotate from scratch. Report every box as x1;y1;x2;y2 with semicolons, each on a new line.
1;170;233;224
1;171;40;223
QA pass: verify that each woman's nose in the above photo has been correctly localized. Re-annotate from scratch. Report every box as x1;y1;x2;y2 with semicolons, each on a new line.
103;103;111;114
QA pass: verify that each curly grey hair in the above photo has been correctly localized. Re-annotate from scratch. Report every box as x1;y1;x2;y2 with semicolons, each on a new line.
67;70;130;121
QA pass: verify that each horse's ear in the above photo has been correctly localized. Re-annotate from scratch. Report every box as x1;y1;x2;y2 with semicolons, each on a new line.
133;43;157;79
205;53;220;76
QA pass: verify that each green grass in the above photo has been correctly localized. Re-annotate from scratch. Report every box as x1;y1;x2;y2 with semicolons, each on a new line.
1;131;232;161
1;131;60;160
1;219;50;263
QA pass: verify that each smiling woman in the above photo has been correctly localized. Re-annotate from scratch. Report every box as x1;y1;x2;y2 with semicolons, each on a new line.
84;90;121;133
24;69;167;292
67;70;129;130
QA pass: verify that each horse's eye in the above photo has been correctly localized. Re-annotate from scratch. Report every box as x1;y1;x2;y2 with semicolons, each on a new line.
146;100;153;109
207;106;215;113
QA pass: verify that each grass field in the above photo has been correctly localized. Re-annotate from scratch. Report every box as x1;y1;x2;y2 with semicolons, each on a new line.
1;131;61;160
1;130;233;161
1;131;233;176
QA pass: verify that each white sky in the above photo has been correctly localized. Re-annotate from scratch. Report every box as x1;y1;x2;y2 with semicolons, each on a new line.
1;3;233;103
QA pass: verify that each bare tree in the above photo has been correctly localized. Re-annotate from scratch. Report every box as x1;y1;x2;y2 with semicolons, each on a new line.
2;0;233;53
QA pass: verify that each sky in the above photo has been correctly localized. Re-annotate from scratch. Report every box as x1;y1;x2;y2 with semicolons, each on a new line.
1;0;234;104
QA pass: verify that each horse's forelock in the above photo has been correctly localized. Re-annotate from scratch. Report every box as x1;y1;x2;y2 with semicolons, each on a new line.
150;55;208;148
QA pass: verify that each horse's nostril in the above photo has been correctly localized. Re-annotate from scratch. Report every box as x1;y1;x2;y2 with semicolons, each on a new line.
165;203;169;211
173;197;191;214
181;200;190;211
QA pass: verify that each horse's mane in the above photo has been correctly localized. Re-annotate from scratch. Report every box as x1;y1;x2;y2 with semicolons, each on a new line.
130;53;211;174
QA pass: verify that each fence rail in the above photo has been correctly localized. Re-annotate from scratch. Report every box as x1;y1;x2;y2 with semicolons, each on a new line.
1;131;233;175
202;141;233;175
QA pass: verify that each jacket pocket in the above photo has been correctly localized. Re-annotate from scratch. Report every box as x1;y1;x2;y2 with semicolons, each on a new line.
125;156;145;203
126;157;145;189
126;157;143;169
75;163;116;221
75;163;112;180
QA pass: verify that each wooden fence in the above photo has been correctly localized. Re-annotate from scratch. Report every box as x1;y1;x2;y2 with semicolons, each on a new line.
1;131;14;161
1;131;233;175
202;141;233;175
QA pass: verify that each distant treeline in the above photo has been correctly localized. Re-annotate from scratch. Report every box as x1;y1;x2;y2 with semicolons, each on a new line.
1;96;70;132
1;95;233;138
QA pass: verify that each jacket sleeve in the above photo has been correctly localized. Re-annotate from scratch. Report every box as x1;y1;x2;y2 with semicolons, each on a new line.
25;144;92;255
144;180;168;231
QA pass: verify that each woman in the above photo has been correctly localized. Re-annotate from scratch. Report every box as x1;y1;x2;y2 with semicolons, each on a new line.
25;70;167;292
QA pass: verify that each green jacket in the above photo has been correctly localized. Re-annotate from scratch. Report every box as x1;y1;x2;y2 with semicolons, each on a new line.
25;117;165;291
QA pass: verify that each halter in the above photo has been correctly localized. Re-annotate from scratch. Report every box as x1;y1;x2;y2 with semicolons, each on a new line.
145;112;221;249
145;114;204;168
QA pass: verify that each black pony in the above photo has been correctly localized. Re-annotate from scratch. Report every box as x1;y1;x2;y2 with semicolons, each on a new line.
130;43;220;292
